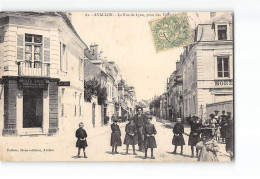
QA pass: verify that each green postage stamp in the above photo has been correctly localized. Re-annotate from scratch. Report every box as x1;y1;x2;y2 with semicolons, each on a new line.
149;13;192;52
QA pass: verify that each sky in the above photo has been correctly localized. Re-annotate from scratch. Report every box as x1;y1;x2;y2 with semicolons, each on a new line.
70;12;212;101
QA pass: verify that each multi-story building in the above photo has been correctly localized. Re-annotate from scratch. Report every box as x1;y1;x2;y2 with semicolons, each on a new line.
85;44;136;122
166;60;184;121
182;12;233;120
159;93;167;119
165;12;233;122
0;12;86;136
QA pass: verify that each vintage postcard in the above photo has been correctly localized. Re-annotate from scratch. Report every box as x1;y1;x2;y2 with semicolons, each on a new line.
0;12;234;162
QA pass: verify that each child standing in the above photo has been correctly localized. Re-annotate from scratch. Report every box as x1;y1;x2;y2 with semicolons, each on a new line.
196;127;219;162
123;118;138;155
143;117;157;159
172;118;185;155
75;122;88;158
110;118;122;155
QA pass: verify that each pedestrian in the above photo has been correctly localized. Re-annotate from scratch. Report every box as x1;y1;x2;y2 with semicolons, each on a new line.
172;118;185;155
196;127;219;162
187;114;202;158
110;118;122;155
143;117;157;159
215;124;221;142
225;112;234;161
214;110;219;121
75;122;88;158
123;118;138;155
111;114;116;123
220;110;228;143
205;114;217;128
133;107;146;151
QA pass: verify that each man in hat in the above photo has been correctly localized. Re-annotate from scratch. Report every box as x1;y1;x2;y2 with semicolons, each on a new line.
187;114;202;157
220;110;228;143
225;112;234;161
133;107;146;151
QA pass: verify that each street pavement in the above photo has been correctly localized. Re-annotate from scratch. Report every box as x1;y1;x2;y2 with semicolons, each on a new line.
0;116;231;162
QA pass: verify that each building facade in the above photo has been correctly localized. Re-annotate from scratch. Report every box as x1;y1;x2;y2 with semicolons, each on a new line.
0;12;86;136
165;12;233;122
182;13;233;120
85;44;136;123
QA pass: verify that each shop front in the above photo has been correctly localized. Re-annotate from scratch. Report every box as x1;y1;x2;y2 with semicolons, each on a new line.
2;76;59;136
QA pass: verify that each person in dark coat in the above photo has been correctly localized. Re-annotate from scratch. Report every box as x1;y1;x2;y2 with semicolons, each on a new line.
225;112;234;161
110;118;122;155
220;110;228;143
133;107;146;151
123;118;138;155
187;115;202;158
143;117;157;159
172;118;185;155
75;122;88;158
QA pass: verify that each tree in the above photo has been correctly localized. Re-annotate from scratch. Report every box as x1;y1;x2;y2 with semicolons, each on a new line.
84;78;107;105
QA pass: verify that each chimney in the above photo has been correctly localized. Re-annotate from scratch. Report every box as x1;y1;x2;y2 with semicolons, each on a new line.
176;61;180;70
210;12;216;18
65;12;72;22
93;44;98;59
180;54;183;63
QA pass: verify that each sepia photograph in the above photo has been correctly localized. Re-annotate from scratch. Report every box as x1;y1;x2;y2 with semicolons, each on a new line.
0;11;234;162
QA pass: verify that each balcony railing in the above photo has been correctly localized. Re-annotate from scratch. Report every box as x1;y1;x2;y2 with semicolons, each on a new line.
18;61;50;77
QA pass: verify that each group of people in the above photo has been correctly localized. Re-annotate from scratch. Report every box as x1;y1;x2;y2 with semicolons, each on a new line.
74;108;233;162
110;107;157;159
184;110;234;161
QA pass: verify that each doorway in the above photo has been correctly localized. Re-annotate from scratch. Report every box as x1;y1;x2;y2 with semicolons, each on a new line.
23;89;43;128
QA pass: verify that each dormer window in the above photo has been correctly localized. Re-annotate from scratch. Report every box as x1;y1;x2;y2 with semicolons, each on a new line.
217;25;227;40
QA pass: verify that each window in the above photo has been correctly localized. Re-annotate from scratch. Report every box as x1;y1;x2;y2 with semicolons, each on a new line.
218;25;227;40
79;94;82;116
61;88;65;117
193;96;196;114
217;56;229;78
74;92;77;116
25;34;42;65
60;43;68;72
79;59;84;80
192;61;195;82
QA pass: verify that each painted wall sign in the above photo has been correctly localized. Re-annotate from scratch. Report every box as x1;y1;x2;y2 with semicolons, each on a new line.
18;78;49;90
58;81;70;86
214;80;233;86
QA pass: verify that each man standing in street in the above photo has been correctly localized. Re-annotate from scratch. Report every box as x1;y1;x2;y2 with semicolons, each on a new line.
220;110;228;143
133;107;146;151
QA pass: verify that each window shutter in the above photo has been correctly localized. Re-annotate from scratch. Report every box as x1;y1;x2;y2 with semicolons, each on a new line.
43;37;50;62
17;34;24;60
60;42;63;70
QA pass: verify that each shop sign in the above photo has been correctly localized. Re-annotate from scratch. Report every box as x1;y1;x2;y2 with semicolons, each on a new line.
214;80;233;86
58;81;70;86
18;78;49;90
